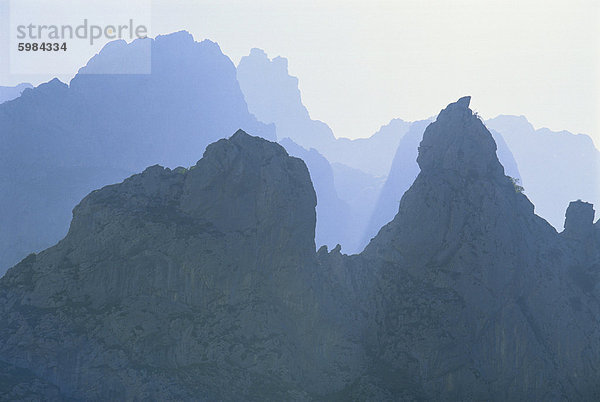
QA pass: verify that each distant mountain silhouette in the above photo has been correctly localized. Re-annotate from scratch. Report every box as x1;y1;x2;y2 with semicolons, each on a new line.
237;48;336;151
0;83;32;104
0;31;274;275
237;48;410;177
487;115;600;229
279;138;386;254
278;138;351;250
331;162;385;253
322;118;411;177
362;119;431;248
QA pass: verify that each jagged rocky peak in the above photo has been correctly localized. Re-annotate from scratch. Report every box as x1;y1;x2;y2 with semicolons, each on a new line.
360;98;600;400
52;129;319;308
417;95;505;180
0;130;346;399
69;129;317;254
563;200;595;237
181;129;317;244
365;96;538;261
2;129;320;324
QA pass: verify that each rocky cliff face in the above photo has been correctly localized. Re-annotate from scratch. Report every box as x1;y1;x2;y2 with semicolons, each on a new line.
563;200;595;240
1;99;599;400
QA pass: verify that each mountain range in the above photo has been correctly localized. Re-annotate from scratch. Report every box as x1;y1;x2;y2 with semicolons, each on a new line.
0;32;274;275
236;47;600;250
4;33;597;271
237;48;410;178
1;97;598;400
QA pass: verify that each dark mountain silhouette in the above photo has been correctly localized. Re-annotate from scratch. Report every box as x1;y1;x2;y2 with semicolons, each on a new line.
354;97;599;399
486;115;600;229
0;31;274;275
363;116;521;249
1;99;598;400
0;131;362;399
0;83;32;104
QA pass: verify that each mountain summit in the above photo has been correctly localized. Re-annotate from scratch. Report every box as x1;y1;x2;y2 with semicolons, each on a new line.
365;96;538;262
361;98;522;252
417;96;503;177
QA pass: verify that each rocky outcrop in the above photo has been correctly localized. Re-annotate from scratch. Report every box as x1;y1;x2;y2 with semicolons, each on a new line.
1;99;599;400
563;200;595;239
560;201;600;294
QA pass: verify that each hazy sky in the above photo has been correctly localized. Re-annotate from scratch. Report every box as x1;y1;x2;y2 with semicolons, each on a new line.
1;0;599;143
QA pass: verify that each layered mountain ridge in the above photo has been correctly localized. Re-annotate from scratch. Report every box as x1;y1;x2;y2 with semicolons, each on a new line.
0;83;32;104
5;32;594;272
1;98;598;400
237;47;410;177
0;31;274;275
237;45;599;244
487;115;600;229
